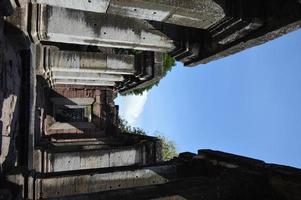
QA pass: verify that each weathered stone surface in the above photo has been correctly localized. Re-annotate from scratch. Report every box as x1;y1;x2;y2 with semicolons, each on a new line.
41;47;134;86
44;146;145;172
50;98;95;106
47;122;97;135
108;0;226;29
2;1;301;200
52;79;116;86
118;52;164;94
33;164;176;199
35;0;226;29
41;86;118;136
22;150;301;200
52;72;124;83
181;0;301;66
35;0;111;13
31;5;175;52
0;17;22;169
40;46;138;86
45;49;135;73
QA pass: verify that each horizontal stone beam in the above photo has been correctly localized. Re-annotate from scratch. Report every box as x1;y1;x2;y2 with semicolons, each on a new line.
53;79;116;86
108;0;226;29
32;165;177;199
43;147;146;172
52;71;124;82
34;0;110;13
38;47;137;82
182;0;301;67
34;0;226;29
50;98;95;105
51;67;134;75
43;48;135;72
31;5;175;52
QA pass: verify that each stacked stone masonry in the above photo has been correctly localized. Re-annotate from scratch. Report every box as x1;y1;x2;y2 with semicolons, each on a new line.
1;0;301;199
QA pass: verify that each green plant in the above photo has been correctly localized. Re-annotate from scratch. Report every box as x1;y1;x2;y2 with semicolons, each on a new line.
118;117;178;161
154;132;178;161
118;117;147;135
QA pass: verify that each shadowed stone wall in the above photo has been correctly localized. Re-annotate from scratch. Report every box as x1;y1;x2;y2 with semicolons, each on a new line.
0;17;22;171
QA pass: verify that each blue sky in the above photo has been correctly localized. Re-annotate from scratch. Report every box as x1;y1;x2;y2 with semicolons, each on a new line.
116;29;301;168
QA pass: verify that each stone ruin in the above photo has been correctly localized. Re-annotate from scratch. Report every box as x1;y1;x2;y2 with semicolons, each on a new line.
1;0;301;199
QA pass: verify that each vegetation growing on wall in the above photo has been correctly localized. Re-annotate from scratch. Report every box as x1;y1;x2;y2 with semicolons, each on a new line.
118;117;178;161
154;133;178;161
123;54;176;96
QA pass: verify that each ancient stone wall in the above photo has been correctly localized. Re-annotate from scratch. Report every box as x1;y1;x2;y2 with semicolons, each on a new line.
0;17;22;171
1;1;301;199
44;85;118;135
